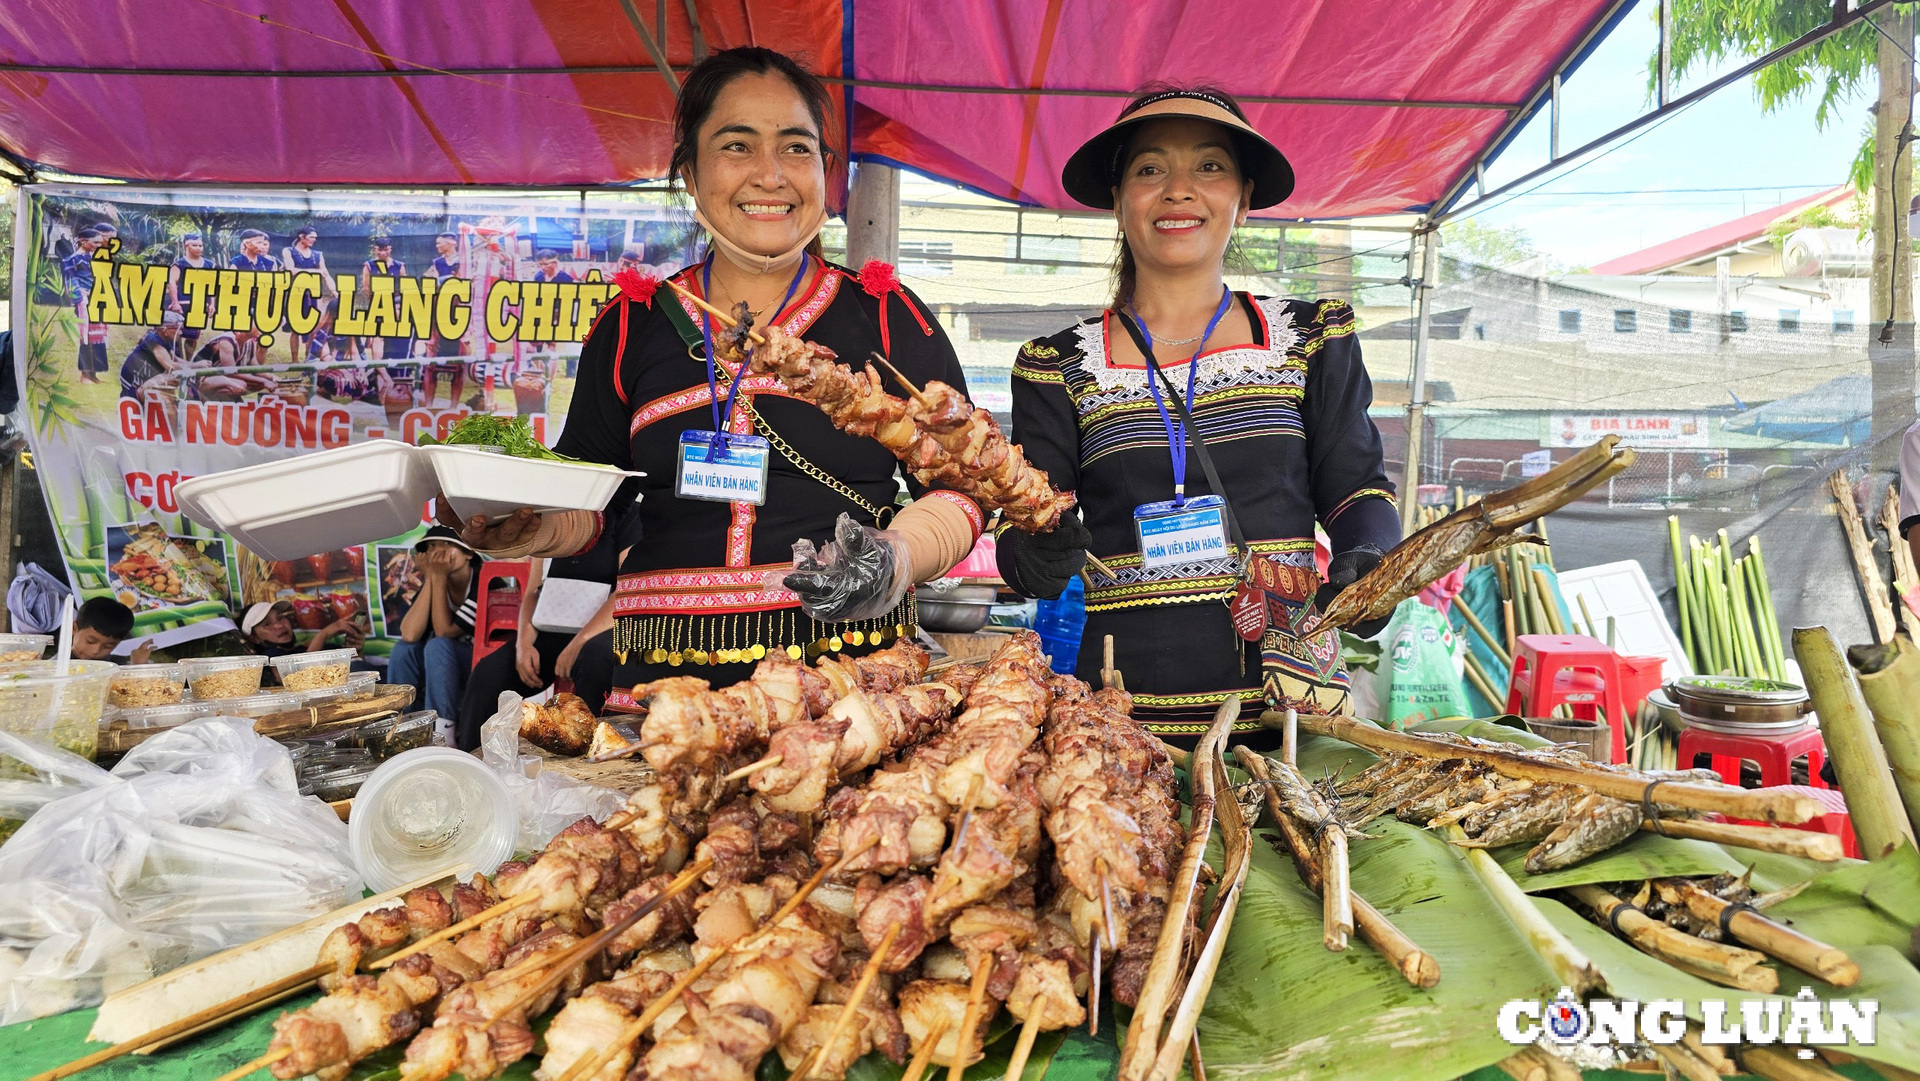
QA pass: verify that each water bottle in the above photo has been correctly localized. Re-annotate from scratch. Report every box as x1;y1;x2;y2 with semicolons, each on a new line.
1033;575;1086;676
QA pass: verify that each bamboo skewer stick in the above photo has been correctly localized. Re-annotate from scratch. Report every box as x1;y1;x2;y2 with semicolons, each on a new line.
1283;711;1823;823
587;737;669;763
210;1048;290;1081
948;959;994;1081
1444;823;1603;995
1083;552;1116;578
1004;1011;1046;1081
721;755;783;783
807;922;902;1080
866;350;935;408
1087;935;1102;1038
1237;750;1440;988
901;1015;952;1081
1280;707;1298;767
487;857;715;1024
24;963;331;1081
1566;885;1776;989
1639;817;1844;861
1653;878;1859;986
370;892;541;969
1796;626;1918;858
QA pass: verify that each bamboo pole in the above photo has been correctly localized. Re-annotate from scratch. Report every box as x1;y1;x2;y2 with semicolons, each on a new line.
1749;538;1787;680
1829;471;1898;644
1640;817;1844;861
1502;599;1517;657
1284;711;1822;823
1238;750;1440;988
1456;601;1513;670
1669;516;1695;667
1462;651;1504;713
1795;626;1918;858
1653;878;1859;987
1740;1045;1853;1081
1848;637;1920;843
1528;566;1561;637
1443;823;1603;994
1566;885;1776;990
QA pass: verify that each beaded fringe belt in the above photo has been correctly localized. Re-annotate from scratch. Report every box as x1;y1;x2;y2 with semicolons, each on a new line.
612;594;919;667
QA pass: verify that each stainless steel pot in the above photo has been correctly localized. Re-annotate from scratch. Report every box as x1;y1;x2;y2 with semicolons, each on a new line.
916;581;999;633
1667;675;1812;734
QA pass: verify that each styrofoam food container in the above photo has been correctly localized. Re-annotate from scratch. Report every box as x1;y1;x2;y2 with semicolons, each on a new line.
180;655;269;699
421;444;639;523
271;648;360;690
176;441;439;561
349;747;519;892
112;701;218;730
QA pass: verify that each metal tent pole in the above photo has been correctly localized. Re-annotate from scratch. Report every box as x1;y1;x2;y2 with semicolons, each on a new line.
1400;225;1439;533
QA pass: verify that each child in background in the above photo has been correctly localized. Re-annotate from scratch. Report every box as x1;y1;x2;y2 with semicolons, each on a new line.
72;597;151;664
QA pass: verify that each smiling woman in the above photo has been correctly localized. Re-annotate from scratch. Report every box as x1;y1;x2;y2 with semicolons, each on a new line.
440;47;983;707
999;86;1403;744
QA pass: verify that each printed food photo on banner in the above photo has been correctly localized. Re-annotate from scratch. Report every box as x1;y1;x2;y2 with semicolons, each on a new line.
375;542;423;640
14;185;701;649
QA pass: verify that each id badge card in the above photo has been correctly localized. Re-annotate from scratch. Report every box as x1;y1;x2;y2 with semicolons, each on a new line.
1133;494;1230;570
675;431;770;505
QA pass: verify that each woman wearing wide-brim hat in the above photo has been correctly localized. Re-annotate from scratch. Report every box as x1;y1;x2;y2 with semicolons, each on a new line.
997;87;1402;744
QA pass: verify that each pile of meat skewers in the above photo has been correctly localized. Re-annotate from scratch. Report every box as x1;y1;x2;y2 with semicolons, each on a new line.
244;632;1192;1081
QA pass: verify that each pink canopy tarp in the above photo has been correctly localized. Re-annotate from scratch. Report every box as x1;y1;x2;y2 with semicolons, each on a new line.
0;0;1626;219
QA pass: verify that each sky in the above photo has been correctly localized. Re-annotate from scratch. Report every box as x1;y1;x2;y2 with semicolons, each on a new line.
1460;3;1882;269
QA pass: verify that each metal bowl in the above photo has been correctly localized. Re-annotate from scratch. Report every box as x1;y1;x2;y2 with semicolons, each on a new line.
916;582;998;633
1668;676;1810;727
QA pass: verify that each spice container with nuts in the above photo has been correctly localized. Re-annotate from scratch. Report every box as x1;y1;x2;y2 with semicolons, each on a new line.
296;671;378;706
215;691;305;719
111;701;217;731
108;663;187;707
0;634;51;665
269;648;358;692
179;655;268;700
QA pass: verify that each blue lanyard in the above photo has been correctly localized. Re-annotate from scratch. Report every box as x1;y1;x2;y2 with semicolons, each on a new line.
699;253;809;456
1126;288;1233;505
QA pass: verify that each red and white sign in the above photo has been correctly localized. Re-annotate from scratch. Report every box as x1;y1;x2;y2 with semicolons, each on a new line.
1547;413;1709;449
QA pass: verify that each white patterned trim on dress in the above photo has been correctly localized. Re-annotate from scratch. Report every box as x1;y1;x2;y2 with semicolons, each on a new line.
1073;296;1303;396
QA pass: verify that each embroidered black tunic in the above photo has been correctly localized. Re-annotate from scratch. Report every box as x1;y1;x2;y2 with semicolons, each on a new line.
557;255;975;709
1009;294;1396;738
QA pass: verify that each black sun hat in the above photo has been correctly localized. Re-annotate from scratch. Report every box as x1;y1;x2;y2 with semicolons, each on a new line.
1060;89;1296;211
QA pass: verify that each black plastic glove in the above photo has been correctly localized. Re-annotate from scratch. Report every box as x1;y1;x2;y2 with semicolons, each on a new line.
782;513;912;622
1315;545;1388;638
994;510;1092;600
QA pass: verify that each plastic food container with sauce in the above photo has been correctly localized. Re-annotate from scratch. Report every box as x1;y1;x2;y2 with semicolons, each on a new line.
270;648;359;692
214;690;305;719
111;701;218;731
356;711;438;759
0;634;52;665
0;660;117;764
180;655;269;700
107;663;187;707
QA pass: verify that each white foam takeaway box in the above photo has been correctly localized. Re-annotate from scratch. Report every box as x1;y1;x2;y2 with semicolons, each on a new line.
176;441;437;561
177;441;641;561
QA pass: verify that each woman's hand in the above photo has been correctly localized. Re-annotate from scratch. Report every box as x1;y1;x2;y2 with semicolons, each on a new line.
994;510;1091;600
514;635;542;686
436;499;543;552
555;635;584;681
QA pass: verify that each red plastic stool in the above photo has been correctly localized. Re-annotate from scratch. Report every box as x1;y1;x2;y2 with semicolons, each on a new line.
1731;785;1859;858
1677;724;1828;790
472;560;530;668
1505;634;1633;763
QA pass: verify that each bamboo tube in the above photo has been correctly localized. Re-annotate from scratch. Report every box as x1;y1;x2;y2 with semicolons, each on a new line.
1285;711;1822;823
1669;517;1694;665
1575;594;1600;643
1443;823;1603;994
1497;1047;1580;1081
1640;817;1844;861
1830;471;1898;644
1502;599;1517;657
1528;566;1560;637
1649;1040;1721;1081
1566;885;1774;985
1749;538;1787;679
1663;953;1780;992
1462;651;1504;712
1251;752;1351;949
1795;627;1918;859
1741;1045;1853;1081
1678;1022;1735;1074
1848;638;1920;844
1238;750;1440;988
1653;878;1859;987
1117;699;1234;1081
1457;601;1513;670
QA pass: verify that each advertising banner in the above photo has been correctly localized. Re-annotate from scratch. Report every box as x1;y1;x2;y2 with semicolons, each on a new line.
1546;412;1711;450
11;184;698;654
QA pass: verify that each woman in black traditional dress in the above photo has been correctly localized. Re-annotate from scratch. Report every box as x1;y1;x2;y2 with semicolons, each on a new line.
997;87;1401;742
450;47;983;709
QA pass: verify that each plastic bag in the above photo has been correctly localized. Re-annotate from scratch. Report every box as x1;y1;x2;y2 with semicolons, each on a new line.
481;691;624;852
0;718;362;1024
1382;598;1471;729
777;513;910;622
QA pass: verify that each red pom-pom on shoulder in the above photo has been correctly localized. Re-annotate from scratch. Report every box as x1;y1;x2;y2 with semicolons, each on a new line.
858;260;901;299
613;267;660;306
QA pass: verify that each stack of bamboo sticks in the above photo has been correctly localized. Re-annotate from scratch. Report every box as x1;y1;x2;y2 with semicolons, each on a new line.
1667;517;1784;681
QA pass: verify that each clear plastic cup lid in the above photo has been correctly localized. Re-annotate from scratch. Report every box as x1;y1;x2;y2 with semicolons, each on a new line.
270;648;361;673
180;655;269;673
110;702;217;729
214;691;305;718
348;747;519;892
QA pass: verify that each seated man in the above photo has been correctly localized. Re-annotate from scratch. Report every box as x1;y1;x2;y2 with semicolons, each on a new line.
72;596;151;664
389;527;478;719
240;599;365;659
119;311;187;402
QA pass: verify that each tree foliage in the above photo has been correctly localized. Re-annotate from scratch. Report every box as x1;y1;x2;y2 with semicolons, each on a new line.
1440;218;1539;270
1664;0;1879;190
